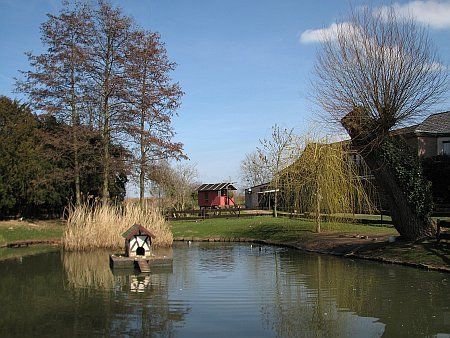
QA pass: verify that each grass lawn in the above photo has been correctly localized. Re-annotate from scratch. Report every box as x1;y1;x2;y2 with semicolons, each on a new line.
170;216;397;242
0;219;64;245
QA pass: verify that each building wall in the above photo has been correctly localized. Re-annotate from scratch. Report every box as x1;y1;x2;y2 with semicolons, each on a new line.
198;191;235;207
417;136;438;157
245;184;268;209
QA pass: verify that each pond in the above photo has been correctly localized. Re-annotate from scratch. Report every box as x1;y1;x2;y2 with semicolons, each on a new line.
0;242;449;337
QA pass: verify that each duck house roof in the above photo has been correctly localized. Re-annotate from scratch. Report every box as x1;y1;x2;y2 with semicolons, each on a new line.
122;224;156;240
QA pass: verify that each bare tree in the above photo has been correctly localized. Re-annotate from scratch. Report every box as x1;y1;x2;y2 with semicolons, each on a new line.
124;30;186;206
313;6;448;240
17;2;92;205
258;124;296;217
240;151;272;188
84;0;133;204
150;161;198;212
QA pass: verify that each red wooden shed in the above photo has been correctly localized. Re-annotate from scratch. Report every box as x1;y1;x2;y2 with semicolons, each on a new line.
197;183;237;208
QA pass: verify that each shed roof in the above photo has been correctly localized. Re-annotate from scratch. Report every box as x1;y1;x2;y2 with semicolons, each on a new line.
122;224;156;240
197;183;237;191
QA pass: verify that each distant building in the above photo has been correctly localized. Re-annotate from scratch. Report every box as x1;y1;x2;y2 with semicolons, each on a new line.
197;183;237;208
391;111;450;157
244;182;277;209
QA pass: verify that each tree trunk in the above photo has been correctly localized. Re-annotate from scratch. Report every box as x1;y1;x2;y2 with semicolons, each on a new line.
273;190;278;218
101;106;110;205
139;114;145;207
316;186;321;233
342;113;434;241
139;164;145;207
356;150;434;240
70;61;81;206
74;140;81;206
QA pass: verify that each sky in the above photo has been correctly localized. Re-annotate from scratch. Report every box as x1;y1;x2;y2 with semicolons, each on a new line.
1;0;449;195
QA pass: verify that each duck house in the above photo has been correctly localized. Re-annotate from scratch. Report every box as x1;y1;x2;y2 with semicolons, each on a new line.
122;224;155;257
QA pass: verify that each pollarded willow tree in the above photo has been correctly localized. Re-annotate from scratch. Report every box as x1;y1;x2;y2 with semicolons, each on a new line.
313;7;448;240
280;137;374;233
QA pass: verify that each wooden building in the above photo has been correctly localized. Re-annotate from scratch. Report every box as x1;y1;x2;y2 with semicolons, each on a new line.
244;182;275;209
197;183;237;208
122;224;155;257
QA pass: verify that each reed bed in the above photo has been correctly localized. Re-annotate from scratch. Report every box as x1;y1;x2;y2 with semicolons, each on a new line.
63;203;173;251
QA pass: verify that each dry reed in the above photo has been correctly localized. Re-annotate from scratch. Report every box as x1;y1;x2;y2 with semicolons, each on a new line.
63;203;173;251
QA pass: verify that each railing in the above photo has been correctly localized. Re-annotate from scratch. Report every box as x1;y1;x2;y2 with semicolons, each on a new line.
167;207;450;225
166;207;272;221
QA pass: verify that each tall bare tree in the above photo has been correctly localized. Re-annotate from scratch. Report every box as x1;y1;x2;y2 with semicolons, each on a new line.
258;125;296;217
313;7;448;240
124;30;186;206
17;2;92;205
85;0;133;204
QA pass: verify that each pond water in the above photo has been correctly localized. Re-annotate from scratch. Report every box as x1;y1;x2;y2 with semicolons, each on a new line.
0;242;449;337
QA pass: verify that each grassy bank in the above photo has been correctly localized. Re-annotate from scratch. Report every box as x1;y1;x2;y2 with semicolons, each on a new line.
0;220;64;245
170;217;449;270
170;216;397;241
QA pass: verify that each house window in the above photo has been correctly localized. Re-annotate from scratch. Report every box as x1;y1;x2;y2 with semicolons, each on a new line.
204;192;209;202
443;141;450;155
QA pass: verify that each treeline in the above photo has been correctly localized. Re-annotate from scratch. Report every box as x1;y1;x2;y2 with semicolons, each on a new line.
0;96;127;217
8;0;185;214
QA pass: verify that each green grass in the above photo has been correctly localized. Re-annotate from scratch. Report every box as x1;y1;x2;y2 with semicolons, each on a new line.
170;216;397;242
0;220;64;244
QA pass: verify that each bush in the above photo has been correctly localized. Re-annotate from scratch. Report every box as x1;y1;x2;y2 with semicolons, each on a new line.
379;137;433;219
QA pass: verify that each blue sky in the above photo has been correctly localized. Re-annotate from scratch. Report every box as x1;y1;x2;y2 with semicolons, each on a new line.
1;0;449;193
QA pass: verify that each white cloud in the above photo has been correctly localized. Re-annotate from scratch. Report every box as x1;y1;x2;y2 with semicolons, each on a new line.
375;0;450;29
300;22;357;43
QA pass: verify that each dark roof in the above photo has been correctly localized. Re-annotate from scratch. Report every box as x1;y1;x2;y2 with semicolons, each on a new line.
416;111;450;134
390;124;419;136
122;224;156;240
248;182;270;189
393;111;450;135
197;183;237;191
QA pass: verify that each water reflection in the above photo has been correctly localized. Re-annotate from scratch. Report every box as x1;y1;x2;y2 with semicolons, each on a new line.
0;243;448;337
62;250;115;289
260;250;449;337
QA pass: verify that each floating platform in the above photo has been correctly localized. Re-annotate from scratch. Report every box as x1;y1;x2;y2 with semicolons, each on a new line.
109;253;173;271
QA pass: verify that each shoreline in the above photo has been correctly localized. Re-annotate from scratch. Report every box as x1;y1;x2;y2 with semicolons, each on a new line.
173;236;450;273
2;236;448;273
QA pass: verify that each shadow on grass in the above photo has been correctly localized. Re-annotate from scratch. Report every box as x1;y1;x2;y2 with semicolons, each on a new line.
422;242;450;266
228;223;314;242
